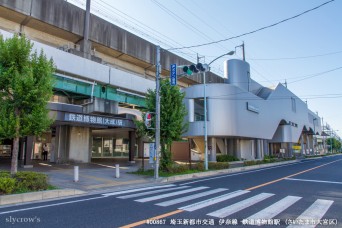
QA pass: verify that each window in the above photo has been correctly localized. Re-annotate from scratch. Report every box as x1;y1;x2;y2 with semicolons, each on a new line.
194;98;208;121
291;97;296;113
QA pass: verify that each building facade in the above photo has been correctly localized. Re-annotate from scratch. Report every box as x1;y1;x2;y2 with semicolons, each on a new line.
0;0;219;165
183;59;322;161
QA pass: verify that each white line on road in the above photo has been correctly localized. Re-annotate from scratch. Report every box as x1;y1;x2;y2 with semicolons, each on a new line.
285;178;342;185
102;184;176;196
287;199;334;228
180;190;250;212
117;186;190;199
247;196;302;220
0;196;108;215
207;193;274;218
179;161;313;186
135;187;209;203
155;188;228;207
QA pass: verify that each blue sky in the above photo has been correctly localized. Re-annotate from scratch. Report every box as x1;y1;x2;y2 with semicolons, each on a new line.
69;0;342;135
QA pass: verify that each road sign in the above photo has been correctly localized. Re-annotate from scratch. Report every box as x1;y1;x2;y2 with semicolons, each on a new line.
149;143;155;164
170;64;177;86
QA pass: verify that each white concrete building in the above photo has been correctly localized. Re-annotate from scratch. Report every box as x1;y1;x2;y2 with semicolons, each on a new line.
183;59;322;161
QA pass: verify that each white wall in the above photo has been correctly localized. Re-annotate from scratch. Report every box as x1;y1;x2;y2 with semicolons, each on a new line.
69;126;91;163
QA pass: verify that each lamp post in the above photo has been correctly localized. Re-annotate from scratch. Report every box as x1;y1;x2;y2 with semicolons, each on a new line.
203;51;235;170
313;118;317;155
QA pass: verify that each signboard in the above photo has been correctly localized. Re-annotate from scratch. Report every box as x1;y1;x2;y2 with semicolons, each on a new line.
149;143;155;164
64;113;125;127
170;64;177;86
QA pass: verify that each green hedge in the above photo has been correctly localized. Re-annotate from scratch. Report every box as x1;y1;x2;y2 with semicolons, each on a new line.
0;171;49;195
217;155;239;162
0;177;16;194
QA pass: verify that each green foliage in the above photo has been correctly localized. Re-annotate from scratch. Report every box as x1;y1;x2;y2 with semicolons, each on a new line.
0;171;11;178
0;177;16;194
14;171;48;191
164;164;189;174
217;154;239;162
0;34;55;174
0;171;50;194
244;160;264;166
137;79;188;170
208;162;229;170
263;155;276;163
326;137;342;151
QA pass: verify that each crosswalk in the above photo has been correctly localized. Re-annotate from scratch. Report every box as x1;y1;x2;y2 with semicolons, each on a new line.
103;184;335;227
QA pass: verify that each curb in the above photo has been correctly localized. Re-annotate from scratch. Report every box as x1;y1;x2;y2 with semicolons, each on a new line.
0;189;85;206
160;160;299;182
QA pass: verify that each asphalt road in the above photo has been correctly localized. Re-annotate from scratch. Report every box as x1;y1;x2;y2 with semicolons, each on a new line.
0;155;341;228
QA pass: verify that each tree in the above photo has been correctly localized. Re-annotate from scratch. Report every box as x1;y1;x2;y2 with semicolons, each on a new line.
0;34;55;174
326;137;341;152
142;79;188;170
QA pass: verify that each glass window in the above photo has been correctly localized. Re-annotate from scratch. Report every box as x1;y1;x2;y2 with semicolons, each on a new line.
92;137;103;157
194;98;208;121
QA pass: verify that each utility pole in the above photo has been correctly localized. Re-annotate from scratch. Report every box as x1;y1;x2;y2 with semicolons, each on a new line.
235;42;245;61
154;46;161;179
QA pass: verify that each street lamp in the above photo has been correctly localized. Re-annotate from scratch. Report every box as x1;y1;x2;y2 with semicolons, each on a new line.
203;50;235;170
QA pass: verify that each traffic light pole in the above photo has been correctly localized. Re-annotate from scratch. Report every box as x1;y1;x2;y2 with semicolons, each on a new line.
155;45;161;179
203;70;208;171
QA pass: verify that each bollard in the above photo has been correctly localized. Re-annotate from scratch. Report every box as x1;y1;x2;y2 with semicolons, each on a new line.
115;164;120;178
74;166;79;182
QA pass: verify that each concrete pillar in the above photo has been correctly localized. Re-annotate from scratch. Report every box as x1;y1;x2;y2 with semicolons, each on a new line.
69;126;91;163
301;134;305;156
208;137;217;162
129;131;136;162
54;125;70;163
24;136;34;167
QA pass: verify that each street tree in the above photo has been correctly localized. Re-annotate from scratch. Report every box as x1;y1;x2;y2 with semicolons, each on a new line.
141;78;188;170
0;34;55;174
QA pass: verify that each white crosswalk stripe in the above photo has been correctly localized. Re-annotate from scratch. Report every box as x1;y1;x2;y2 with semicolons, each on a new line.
287;199;334;228
102;184;176;196
247;196;302;220
155;188;228;207
135;186;210;203
117;186;190;199
207;193;274;218
180;190;250;212
103;184;335;223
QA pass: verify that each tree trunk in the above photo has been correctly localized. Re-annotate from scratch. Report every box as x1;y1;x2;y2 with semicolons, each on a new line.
11;109;20;175
11;136;19;175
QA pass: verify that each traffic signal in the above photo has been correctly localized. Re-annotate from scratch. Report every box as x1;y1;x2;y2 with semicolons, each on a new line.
182;63;208;75
144;112;153;128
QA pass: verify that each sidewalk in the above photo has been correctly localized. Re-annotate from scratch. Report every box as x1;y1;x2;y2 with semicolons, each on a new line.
0;158;303;206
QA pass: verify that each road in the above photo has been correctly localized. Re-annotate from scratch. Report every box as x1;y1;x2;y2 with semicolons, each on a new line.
0;155;341;227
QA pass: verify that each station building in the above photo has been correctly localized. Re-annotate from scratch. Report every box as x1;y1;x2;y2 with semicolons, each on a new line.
0;0;325;165
183;59;323;161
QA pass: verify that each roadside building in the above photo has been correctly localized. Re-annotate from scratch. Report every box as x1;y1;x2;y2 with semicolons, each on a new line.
183;59;322;161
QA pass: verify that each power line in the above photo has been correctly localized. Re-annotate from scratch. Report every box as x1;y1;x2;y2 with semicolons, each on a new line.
168;0;335;50
288;66;342;84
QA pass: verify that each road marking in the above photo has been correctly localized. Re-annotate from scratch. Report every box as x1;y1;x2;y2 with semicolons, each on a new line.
287;199;334;228
180;190;250;212
179;161;311;186
247;196;302;220
156;188;228;207
0;196;108;215
120;158;341;227
117;186;190;199
285;177;342;185
119;209;184;228
207;193;274;218
245;159;342;191
135;187;209;202
102;184;176;196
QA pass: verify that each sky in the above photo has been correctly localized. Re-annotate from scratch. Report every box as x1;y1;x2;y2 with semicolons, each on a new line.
68;0;342;136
